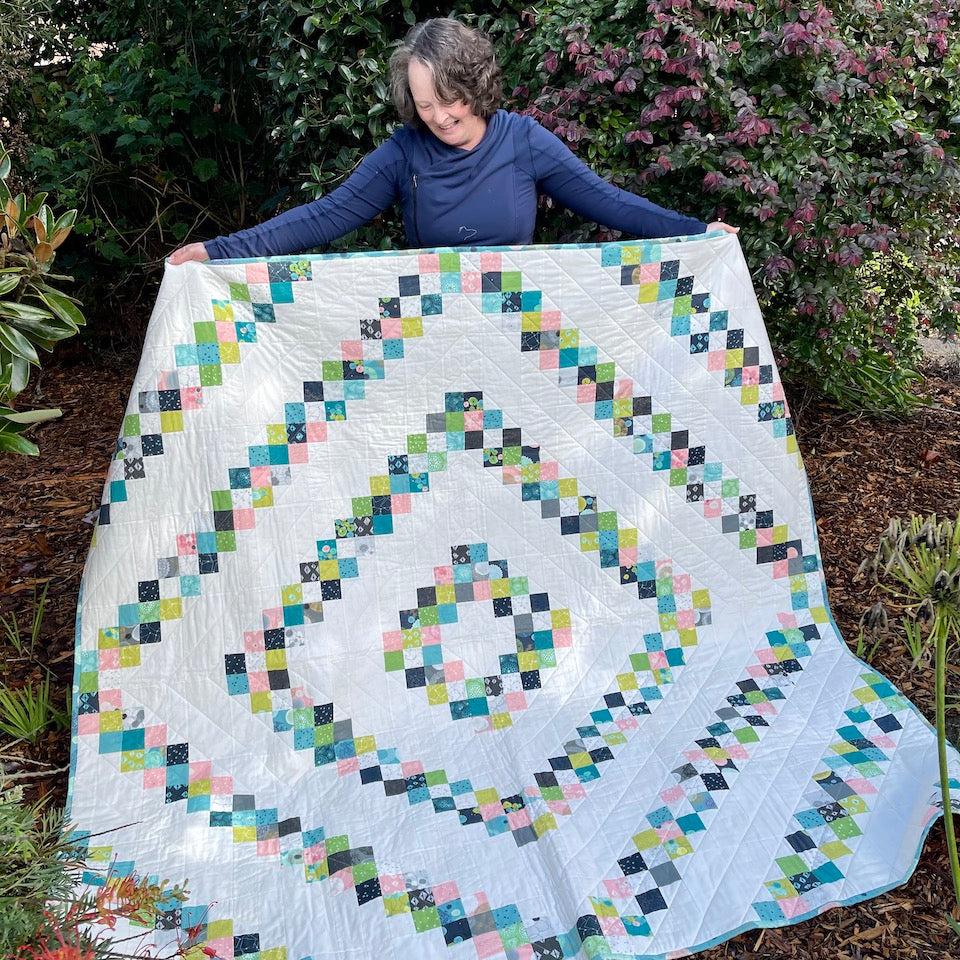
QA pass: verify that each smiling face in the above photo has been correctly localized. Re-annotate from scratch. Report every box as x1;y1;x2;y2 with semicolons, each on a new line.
407;57;487;150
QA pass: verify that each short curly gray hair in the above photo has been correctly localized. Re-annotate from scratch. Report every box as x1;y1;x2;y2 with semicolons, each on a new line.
388;17;502;129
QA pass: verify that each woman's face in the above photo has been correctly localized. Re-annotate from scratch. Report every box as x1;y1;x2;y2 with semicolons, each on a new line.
407;57;486;149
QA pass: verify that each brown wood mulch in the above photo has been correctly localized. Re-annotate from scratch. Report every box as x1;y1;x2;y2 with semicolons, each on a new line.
1;343;959;959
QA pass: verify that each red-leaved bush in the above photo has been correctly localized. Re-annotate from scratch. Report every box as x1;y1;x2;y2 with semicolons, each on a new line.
488;0;960;410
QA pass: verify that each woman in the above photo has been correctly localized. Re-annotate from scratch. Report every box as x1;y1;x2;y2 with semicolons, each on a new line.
168;17;737;264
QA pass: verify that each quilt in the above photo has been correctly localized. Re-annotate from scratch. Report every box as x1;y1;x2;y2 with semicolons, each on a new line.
66;231;960;960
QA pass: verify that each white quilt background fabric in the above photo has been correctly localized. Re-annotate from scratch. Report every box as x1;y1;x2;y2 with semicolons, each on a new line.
67;232;960;960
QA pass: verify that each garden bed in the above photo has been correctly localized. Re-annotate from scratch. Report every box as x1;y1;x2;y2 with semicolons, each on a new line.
1;346;958;959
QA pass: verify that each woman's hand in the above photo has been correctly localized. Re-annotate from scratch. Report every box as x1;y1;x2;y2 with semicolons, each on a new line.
167;242;210;265
707;221;740;235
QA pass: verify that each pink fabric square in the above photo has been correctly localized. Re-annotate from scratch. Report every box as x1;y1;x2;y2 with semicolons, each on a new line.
100;689;121;709
847;777;877;795
677;610;695;629
474;580;492;600
461;271;481;293
874;734;896;749
507;809;532;829
600;917;627;937
78;714;99;735
464;410;484;430
190;760;212;779
401;760;424;776
618;547;638;565
617;716;638;731
756;701;777;715
380;874;406;894
211;776;233;795
381;318;402;338
180;386;203;411
480;803;503;820
444;661;465;681
756;527;774;546
674;574;691;593
99;649;120;670
547;800;571;816
562;783;587;800
707;350;726;371
540;461;559;480
648;651;668;669
756;647;776;664
747;664;768;679
505;691;527;711
684;749;707;762
250;466;272;487
541;311;561;329
773;383;785;402
337;757;360;776
615;378;634;399
539;349;559;369
554;627;572;648
475;932;504;958
656;559;672;574
145;724;167;747
246;263;269;283
604;877;633;899
502;466;521;484
660;785;684;803
392;494;411;514
142;767;165;789
781;896;810;919
256;838;279;857
419;253;440;273
786;544;800;559
577;383;597;404
248;672;270;692
727;745;749;760
306;420;328;443
480;253;501;271
432;881;459;904
205;939;233;959
177;533;197;556
233;508;256;530
656;822;682;841
421;626;441;644
341;340;363;361
434;565;453;584
513;946;535;960
640;262;660;281
303;845;326;865
703;498;723;518
671;449;689;467
216;321;238;342
772;559;789;579
263;608;283;629
741;365;759;386
383;631;403;652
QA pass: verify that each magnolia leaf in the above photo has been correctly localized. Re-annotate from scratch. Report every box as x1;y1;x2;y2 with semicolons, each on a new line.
0;322;39;363
0;300;52;322
0;153;10;181
0;429;39;455
2;406;62;424
34;242;54;264
0;275;20;296
38;289;85;328
8;353;31;395
50;227;72;250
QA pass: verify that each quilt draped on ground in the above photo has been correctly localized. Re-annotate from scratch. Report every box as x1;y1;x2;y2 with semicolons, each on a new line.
67;232;960;960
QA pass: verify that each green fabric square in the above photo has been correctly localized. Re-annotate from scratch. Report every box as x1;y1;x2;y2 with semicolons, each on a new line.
651;413;671;432
776;854;808;877
199;364;222;386
439;252;460;272
411;906;440;932
228;282;251;302
501;271;522;291
322;360;344;381
194;321;217;343
215;531;236;552
407;433;427;453
122;414;140;437
211;490;233;510
383;651;404;672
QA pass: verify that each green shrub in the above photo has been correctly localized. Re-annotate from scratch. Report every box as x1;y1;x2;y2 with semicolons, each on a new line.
493;0;960;411
0;142;86;455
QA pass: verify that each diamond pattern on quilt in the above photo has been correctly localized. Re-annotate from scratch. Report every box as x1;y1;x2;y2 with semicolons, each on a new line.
384;542;573;728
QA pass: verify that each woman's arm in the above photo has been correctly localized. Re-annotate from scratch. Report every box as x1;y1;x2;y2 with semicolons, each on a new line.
202;140;404;259
523;116;708;239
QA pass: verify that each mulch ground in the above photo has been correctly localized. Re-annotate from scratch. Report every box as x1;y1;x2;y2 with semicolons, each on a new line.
1;343;959;959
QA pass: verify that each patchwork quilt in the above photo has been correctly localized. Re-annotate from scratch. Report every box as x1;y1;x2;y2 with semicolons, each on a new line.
67;232;960;959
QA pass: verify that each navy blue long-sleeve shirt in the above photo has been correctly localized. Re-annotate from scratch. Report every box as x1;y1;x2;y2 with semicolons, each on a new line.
202;109;708;259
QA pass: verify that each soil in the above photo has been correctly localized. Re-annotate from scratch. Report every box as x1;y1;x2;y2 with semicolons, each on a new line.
2;342;959;959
